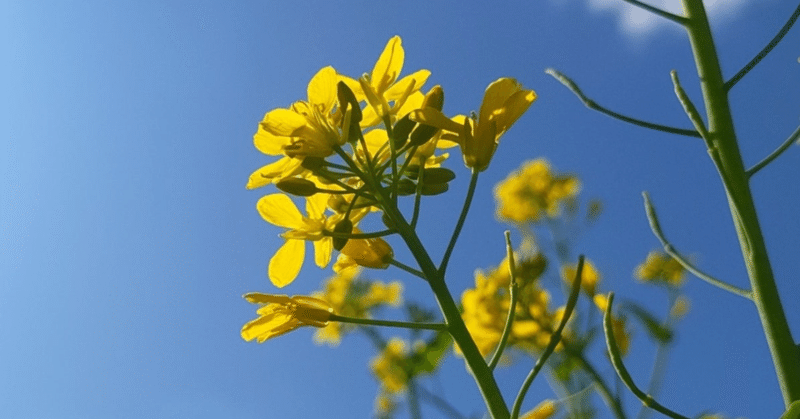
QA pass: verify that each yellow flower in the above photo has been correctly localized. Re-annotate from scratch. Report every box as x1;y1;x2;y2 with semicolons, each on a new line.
334;229;394;271
258;193;340;287
495;159;580;223
411;78;536;171
241;293;333;343
520;399;559;419
256;66;342;161
562;259;600;296
635;250;686;287
340;36;431;126
370;338;409;394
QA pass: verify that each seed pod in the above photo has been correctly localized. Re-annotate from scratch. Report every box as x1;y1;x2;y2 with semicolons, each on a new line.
276;178;318;197
419;167;456;184
420;182;449;196
392;114;416;149
332;218;354;251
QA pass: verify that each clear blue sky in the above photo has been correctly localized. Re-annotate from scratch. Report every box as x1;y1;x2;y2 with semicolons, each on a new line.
3;1;799;418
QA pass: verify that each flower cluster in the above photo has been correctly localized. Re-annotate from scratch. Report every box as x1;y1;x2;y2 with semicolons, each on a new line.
635;250;686;287
461;253;564;357
495;159;580;223
247;36;535;288
311;267;403;346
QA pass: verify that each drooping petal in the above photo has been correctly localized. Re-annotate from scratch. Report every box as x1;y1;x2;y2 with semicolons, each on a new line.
307;66;338;112
246;157;304;189
241;309;298;342
243;293;292;305
371;36;404;94
260;108;308;136
268;239;305;288
257;194;303;228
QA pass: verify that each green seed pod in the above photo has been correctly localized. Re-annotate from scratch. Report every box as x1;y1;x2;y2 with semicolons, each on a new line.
392;114;416;149
276;178;318;197
395;178;417;196
420;182;449;196
419;167;456;184
332;218;354;251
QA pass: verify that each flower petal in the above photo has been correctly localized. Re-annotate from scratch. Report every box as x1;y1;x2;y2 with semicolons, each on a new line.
261;108;308;136
254;124;289;156
371;36;404;94
313;237;332;268
257;194;303;228
479;78;521;125
384;70;431;102
307;66;338;112
246;157;303;189
243;293;292;305
269;239;305;288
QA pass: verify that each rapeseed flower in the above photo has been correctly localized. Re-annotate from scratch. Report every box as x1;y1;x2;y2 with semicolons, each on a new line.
241;293;333;343
495;159;580;223
635;250;686;287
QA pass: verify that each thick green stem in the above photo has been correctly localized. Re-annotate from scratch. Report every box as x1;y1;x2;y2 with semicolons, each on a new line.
387;207;510;419
681;0;800;406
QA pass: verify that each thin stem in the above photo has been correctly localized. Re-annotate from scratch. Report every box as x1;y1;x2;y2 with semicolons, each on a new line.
682;0;800;404
747;124;800;178
670;70;710;141
329;314;446;331
417;386;468;419
567;346;628;419
489;231;519;371
603;293;690;419
725;2;800;90
388;258;427;280
439;170;480;277
642;192;753;300
545;68;701;138
511;255;584;419
324;228;396;240
620;0;689;25
408;379;422;419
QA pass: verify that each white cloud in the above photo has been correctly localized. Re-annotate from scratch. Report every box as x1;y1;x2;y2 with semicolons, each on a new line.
585;0;754;36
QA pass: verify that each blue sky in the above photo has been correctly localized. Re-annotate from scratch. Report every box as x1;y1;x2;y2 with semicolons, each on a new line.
3;1;799;418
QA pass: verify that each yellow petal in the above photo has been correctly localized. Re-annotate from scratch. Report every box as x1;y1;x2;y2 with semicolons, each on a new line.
246;157;302;189
492;88;536;135
371;36;404;94
305;193;329;220
384;70;430;102
253;124;289;156
479;78;521;125
307;66;338;111
241;310;297;342
269;239;305;288
243;293;292;305
313;237;332;268
257;194;303;228
261;108;307;136
409;108;464;134
338;76;365;101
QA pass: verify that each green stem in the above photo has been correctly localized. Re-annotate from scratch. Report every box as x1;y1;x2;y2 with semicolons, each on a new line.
489;231;519;371
439;170;480;276
681;0;800;406
329;314;446;331
511;255;584;419
385;199;510;419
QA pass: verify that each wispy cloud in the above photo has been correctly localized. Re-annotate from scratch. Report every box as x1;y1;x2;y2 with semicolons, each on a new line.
585;0;755;36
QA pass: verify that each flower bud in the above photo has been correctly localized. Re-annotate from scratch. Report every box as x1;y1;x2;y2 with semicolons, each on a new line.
341;235;394;269
332;218;354;251
276;178;318;197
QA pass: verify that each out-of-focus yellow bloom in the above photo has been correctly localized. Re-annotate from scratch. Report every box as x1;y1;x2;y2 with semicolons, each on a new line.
635;251;686;287
371;338;409;394
340;36;430;126
257;193;340;287
670;295;691;319
593;295;631;357
374;392;397;417
241;293;333;343
411;78;536;171
562;259;601;296
312;267;403;346
520;399;559;419
461;254;557;357
495;159;580;223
